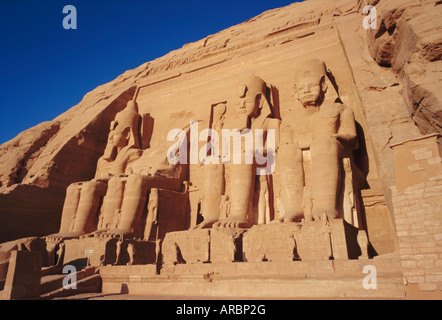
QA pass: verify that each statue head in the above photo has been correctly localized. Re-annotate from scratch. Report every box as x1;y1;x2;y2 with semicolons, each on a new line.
107;123;132;152
293;59;328;107
126;100;137;110
102;100;141;160
236;75;268;118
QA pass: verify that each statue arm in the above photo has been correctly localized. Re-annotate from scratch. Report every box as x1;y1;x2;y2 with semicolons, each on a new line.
266;118;281;150
333;105;359;150
123;149;143;175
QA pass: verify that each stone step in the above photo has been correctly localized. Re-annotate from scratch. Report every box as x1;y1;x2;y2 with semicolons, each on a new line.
99;259;406;299
39;266;99;298
40;275;102;300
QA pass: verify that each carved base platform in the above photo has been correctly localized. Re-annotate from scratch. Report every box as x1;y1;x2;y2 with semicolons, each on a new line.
99;257;405;299
61;237;156;267
162;228;247;265
243;219;361;262
58;219;401;299
161;219;361;266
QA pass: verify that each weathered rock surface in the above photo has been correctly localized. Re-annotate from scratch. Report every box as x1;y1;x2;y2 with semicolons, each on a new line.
367;0;442;135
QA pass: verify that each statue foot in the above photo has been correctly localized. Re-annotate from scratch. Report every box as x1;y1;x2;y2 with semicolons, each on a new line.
88;229;110;238
272;211;304;224
192;218;218;230
213;217;251;229
46;231;83;241
271;216;297;224
308;208;338;222
98;229;134;239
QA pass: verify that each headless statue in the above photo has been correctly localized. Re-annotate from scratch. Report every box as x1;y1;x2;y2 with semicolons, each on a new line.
275;59;358;223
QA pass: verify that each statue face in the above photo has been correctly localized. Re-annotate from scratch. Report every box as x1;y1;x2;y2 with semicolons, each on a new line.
236;89;260;118
238;96;258;117
294;75;326;107
236;76;266;118
108;124;130;150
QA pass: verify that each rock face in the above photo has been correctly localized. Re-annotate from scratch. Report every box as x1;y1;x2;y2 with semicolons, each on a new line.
367;0;442;135
0;0;441;299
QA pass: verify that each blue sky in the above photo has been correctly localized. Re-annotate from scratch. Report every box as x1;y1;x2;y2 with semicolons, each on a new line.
0;0;303;145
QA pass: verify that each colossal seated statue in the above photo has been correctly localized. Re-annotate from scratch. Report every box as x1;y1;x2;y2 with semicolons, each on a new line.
49;99;188;241
50;100;143;239
212;75;280;229
275;59;359;223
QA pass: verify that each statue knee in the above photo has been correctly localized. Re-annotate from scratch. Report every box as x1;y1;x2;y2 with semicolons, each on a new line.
81;180;107;196
126;174;146;191
108;176;121;186
65;183;81;197
80;181;97;194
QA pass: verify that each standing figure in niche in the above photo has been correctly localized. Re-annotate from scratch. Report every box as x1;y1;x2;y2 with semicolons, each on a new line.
144;188;159;240
114;236;123;265
220;195;231;220
257;175;271;225
155;239;162;265
357;230;370;259
127;243;137;266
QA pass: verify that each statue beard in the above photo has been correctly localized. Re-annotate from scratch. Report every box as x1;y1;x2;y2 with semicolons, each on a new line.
300;91;325;108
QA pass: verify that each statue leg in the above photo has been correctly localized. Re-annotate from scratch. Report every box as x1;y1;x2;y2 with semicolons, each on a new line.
58;183;81;234
98;176;126;231
276;144;304;222
310;138;341;220
214;164;254;228
72;180;108;236
117;174;149;236
195;164;224;229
